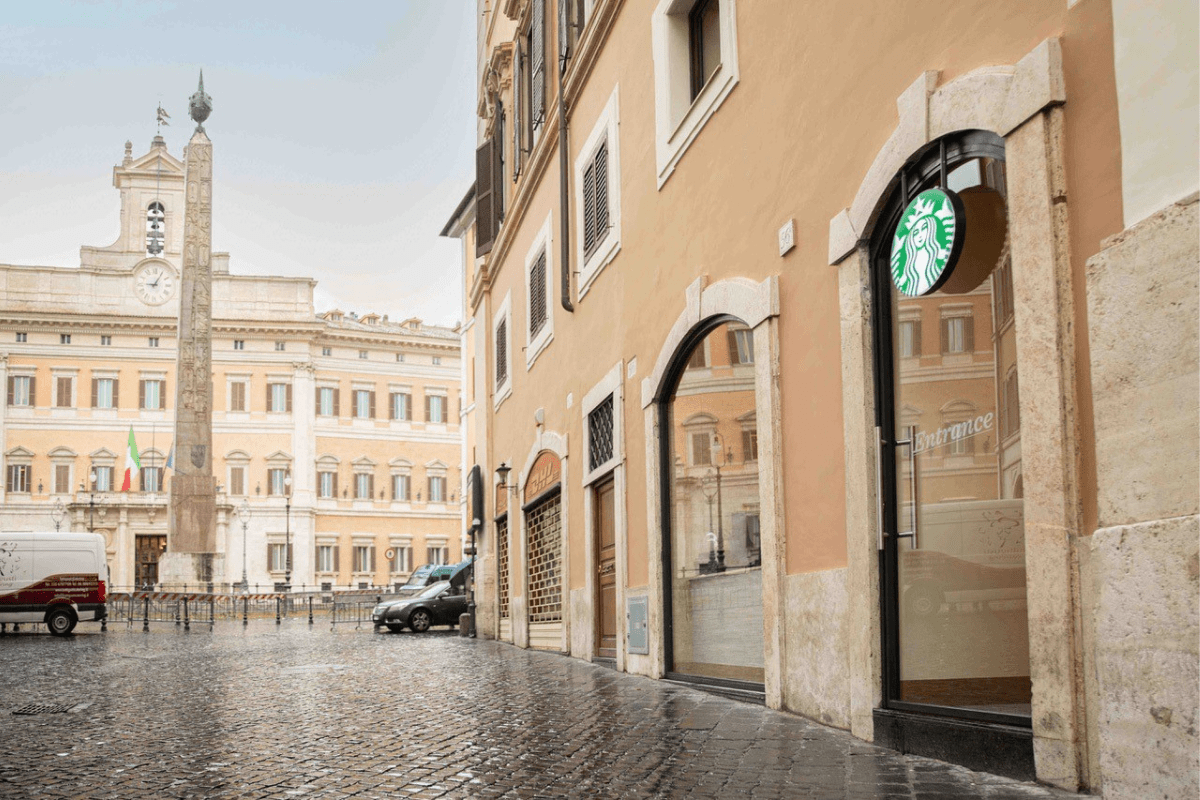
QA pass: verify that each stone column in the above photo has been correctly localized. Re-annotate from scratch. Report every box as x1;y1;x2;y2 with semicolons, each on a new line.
0;353;8;507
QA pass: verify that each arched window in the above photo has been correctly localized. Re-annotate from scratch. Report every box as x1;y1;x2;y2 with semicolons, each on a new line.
146;202;165;256
661;316;764;685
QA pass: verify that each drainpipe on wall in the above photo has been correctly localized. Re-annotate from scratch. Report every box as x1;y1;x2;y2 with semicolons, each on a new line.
558;36;574;313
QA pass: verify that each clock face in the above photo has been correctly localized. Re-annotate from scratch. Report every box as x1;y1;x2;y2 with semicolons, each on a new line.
134;263;177;306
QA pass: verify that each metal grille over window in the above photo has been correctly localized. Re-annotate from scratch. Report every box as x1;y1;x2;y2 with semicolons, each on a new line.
588;394;614;472
526;495;562;623
497;516;510;620
530;252;547;336
496;318;508;387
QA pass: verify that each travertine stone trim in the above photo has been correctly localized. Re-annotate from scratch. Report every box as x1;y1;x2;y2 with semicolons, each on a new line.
783;568;851;729
643;402;667;678
1006;107;1087;790
1089;515;1200;800
838;246;882;741
1087;193;1200;527
754;315;786;710
829;39;1065;265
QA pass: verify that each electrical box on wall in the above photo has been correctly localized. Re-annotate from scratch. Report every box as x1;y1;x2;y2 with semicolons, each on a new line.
627;595;649;655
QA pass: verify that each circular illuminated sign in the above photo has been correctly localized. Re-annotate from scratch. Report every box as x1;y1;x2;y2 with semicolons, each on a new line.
889;188;966;296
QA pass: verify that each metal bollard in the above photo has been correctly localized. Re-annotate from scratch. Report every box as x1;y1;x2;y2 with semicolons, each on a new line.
243;596;248;626
275;596;281;625
143;596;150;632
308;596;313;625
175;600;181;626
184;598;190;631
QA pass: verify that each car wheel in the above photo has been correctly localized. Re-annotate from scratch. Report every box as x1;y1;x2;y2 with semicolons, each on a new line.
409;609;432;633
386;624;404;633
46;607;76;636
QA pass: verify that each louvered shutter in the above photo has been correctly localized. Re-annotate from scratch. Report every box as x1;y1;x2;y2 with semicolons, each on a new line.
912;320;923;357
940;319;949;353
369;474;375;499
266;383;272;411
496;319;508;386
369;391;376;419
334;388;340;417
91;378;98;408
315;386;321;414
514;42;523;179
964;317;975;352
333;546;340;573
475;139;496;257
139;380;146;410
558;0;570;59
111;379;118;408
57;377;70;407
594;141;608;241
333;472;339;498
531;0;546;131
286;384;293;412
369;546;376;572
161;380;167;409
6;376;13;406
266;543;273;570
727;329;739;363
287;544;293;571
582;160;596;253
27;376;35;407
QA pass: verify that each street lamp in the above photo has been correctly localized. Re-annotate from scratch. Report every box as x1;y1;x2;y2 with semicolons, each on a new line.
50;497;65;532
84;469;98;534
709;434;734;572
236;498;251;593
284;471;293;591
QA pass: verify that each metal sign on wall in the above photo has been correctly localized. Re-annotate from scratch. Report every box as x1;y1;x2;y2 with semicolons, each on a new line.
523;451;562;504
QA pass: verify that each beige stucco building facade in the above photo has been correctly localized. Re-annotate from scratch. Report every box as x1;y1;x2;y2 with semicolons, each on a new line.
448;0;1198;796
1;136;464;593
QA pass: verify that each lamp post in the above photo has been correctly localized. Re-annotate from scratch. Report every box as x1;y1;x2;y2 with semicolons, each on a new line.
50;497;65;532
284;471;293;591
84;469;98;534
710;435;734;572
236;498;250;593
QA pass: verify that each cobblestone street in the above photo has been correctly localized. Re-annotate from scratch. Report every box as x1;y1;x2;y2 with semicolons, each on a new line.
0;621;1087;799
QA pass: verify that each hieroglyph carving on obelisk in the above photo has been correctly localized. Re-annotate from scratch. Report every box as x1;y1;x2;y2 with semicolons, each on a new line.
169;72;217;555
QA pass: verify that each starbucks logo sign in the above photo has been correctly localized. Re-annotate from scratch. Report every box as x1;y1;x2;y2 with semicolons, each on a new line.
889;188;966;296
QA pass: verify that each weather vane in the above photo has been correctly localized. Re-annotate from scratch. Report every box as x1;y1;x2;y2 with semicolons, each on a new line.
188;70;213;133
156;103;171;133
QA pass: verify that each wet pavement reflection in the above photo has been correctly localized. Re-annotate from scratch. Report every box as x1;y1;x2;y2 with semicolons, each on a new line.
0;621;1086;799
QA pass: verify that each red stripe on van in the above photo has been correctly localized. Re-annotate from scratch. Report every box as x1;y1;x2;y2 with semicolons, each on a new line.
0;574;104;606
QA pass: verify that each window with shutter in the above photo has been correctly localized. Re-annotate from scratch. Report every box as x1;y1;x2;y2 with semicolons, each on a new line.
494;103;506;220
496;318;509;388
513;39;524;179
530;0;546;137
692;432;712;465
56;376;72;408
475;138;496;257
230;381;246;412
529;251;547;336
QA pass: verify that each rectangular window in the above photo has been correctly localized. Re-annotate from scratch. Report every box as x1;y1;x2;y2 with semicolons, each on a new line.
274;341;285;352
433;356;441;366
315;545;335;573
726;327;754;364
269;543;290;572
233;340;244;350
148;337;159;348
691;432;712;465
688;0;721;100
582;140;609;257
742;428;758;462
8;375;34;407
318;470;337;499
60;334;71;344
941;315;974;354
15;332;26;342
687;346;707;370
529;251;548;336
229;381;247;412
321;346;332;357
6;464;30;493
100;335;111;346
139;379;164;411
268;468;289;496
228;466;245;496
390;546;412;573
496;318;509;388
91;377;117;409
140;467;164;492
392;474;411;501
355;472;374;500
358;350;368;360
54;464;70;494
390;392;411;421
427;475;447;503
92;466;113;492
317;387;338;417
55;376;73;408
898;320;922;359
353;545;374;573
268;382;291;413
396;352;405;362
353;389;375;419
426;394;446;424
426;546;449;566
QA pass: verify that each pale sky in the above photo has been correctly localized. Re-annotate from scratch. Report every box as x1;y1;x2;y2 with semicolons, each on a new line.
0;1;477;327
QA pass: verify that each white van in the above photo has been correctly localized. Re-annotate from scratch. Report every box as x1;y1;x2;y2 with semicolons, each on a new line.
0;532;108;635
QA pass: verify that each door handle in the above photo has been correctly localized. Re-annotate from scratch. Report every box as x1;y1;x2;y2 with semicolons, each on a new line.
894;424;919;549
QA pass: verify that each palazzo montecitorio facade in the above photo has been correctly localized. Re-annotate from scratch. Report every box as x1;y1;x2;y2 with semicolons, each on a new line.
0;135;465;593
445;0;1199;796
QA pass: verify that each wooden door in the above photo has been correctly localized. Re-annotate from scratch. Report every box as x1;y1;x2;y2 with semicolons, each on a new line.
594;477;617;659
136;535;166;589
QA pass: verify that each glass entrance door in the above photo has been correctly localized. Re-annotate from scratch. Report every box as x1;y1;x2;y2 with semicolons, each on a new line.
880;142;1031;721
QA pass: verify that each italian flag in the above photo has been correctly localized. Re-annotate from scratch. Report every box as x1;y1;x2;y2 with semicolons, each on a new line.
120;427;140;491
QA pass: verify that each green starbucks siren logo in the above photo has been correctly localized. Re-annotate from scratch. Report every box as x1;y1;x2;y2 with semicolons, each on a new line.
890;188;966;296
